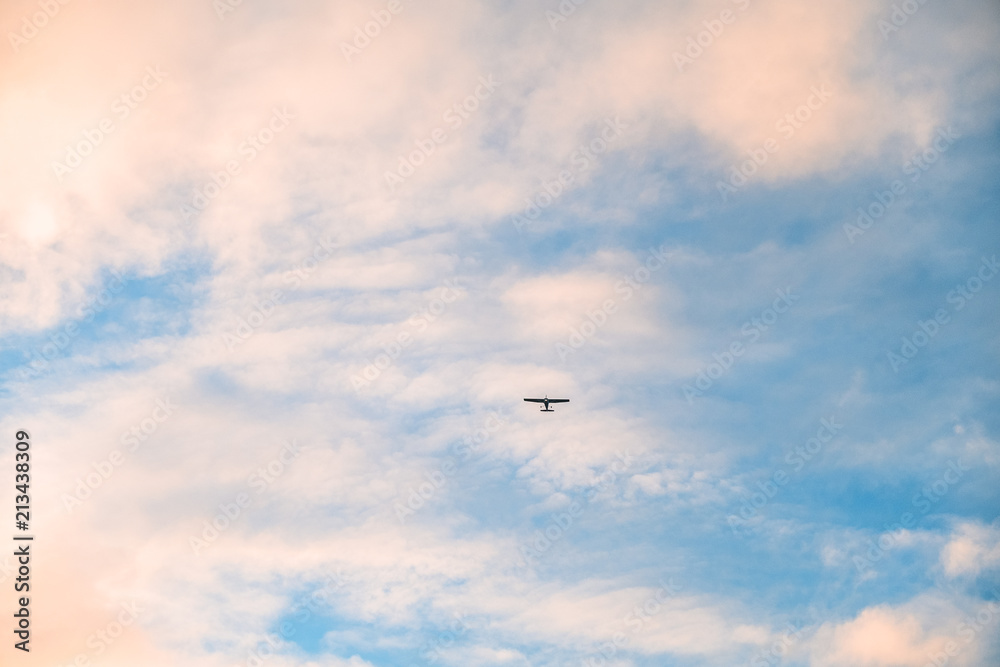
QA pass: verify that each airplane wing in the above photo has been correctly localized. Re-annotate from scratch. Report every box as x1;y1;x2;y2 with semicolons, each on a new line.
547;399;570;403
523;398;545;403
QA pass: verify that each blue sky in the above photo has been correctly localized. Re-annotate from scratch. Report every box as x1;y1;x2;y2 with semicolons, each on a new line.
0;0;999;665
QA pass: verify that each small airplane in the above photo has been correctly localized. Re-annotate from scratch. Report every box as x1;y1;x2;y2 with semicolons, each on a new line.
523;395;570;412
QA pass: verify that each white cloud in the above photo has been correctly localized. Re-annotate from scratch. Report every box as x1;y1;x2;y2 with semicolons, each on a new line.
941;521;1000;578
2;1;999;665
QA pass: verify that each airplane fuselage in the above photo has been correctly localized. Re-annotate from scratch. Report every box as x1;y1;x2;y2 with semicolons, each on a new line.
523;395;569;412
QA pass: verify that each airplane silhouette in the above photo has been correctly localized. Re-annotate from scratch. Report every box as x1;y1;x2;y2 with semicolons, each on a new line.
523;395;570;412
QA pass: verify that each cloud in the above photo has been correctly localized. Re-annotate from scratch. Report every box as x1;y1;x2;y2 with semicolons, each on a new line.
1;0;999;665
941;521;1000;579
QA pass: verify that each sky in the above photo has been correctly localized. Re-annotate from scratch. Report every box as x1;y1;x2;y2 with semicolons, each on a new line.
0;0;999;665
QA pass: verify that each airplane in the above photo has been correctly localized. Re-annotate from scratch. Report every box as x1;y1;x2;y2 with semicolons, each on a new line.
523;396;570;412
